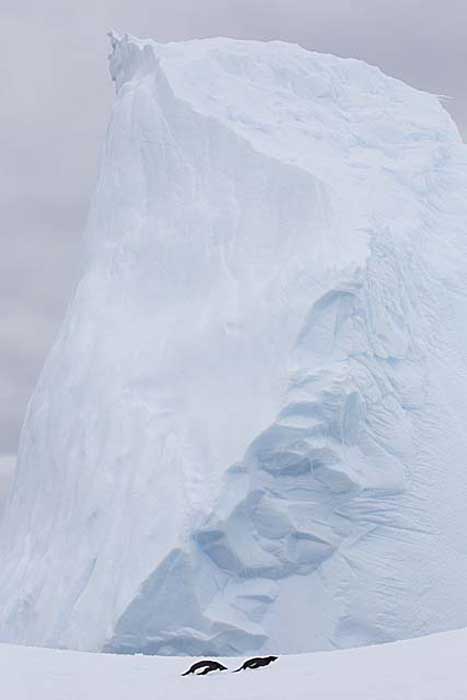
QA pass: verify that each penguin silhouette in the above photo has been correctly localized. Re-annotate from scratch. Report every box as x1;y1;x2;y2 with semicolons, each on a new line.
233;655;278;672
181;660;228;676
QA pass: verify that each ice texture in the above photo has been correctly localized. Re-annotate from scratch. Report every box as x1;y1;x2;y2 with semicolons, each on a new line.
1;34;467;655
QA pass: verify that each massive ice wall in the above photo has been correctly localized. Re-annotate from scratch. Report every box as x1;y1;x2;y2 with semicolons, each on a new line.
1;34;467;655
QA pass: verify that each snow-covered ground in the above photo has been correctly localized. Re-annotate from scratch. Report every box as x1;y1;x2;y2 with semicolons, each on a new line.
3;628;467;700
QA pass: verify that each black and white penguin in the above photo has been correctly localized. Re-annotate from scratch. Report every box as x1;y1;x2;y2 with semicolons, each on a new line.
233;656;278;672
181;660;228;676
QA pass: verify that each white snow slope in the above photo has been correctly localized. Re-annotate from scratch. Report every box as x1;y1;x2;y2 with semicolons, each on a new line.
1;34;467;655
3;628;467;700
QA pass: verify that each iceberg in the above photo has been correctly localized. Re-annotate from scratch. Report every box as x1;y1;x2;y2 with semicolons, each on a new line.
1;33;467;655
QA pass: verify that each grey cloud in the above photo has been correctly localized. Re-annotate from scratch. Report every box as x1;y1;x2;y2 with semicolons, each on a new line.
0;455;16;514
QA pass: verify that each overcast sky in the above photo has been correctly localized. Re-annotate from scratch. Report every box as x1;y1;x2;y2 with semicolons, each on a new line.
1;0;466;502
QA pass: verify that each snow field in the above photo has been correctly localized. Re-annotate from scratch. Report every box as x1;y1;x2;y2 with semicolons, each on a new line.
3;628;467;700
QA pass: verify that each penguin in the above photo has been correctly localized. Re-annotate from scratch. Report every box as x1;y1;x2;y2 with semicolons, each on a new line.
233;655;278;672
181;660;228;676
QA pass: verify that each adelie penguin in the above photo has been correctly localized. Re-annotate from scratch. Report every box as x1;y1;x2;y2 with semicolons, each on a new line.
233;656;278;672
181;660;228;676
